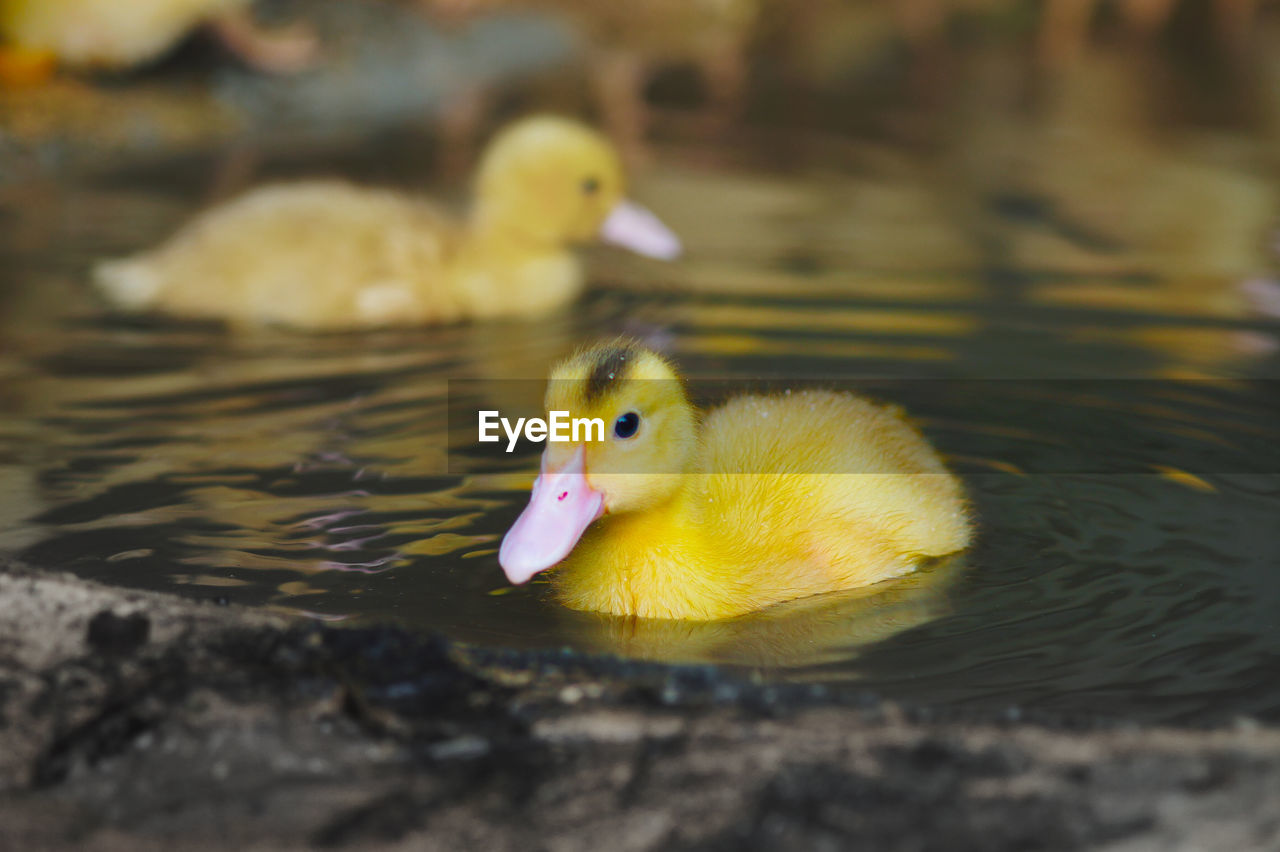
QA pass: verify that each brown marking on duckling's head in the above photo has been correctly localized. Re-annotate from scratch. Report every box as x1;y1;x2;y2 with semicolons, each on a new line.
583;343;637;404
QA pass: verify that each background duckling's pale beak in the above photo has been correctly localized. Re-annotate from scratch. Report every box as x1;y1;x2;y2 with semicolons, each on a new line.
499;447;605;585
599;200;682;260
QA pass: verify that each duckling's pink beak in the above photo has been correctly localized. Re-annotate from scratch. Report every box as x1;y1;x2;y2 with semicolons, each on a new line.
499;447;604;585
599;200;682;260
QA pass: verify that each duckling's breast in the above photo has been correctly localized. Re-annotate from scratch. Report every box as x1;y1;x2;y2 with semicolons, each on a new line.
452;251;583;320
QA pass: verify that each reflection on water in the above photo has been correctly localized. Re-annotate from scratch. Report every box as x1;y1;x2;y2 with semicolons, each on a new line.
560;556;964;668
2;43;1280;725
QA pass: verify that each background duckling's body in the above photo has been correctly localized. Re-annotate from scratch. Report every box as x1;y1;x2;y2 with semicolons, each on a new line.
1;0;245;69
500;344;972;622
555;390;970;620
95;181;578;328
94;116;677;330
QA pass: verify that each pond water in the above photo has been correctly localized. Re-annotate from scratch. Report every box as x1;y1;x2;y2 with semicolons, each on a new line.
2;46;1279;725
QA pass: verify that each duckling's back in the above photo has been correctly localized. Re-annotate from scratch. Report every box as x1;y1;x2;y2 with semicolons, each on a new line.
94;181;461;329
697;389;971;597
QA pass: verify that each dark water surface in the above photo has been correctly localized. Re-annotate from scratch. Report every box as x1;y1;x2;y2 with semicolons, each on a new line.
3;50;1280;725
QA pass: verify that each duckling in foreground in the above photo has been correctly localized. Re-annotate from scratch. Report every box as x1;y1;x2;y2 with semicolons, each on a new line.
94;115;680;329
499;343;972;620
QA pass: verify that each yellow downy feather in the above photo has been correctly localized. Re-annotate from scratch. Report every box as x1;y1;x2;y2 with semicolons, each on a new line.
527;343;972;620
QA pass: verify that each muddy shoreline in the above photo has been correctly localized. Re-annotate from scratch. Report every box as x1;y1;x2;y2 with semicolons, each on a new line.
0;559;1276;851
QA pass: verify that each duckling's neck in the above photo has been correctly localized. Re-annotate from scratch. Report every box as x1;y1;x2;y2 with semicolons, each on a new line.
466;207;562;252
555;482;731;620
453;211;584;318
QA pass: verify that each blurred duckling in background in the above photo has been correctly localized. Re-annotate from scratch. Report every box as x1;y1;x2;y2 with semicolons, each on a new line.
500;342;971;621
884;0;1270;66
423;0;758;159
1038;0;1269;65
551;0;760;146
0;0;315;82
94;115;680;330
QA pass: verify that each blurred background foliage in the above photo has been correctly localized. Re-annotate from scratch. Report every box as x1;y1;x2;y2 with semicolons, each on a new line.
3;0;1280;178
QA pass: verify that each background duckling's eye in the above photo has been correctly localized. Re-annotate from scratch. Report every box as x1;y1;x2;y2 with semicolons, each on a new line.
613;411;640;439
581;176;600;195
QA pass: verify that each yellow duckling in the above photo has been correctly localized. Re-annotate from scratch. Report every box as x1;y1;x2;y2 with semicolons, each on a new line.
93;115;680;329
499;342;972;620
0;0;314;75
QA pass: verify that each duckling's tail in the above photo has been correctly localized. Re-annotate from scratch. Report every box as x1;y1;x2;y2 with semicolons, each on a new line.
92;256;162;310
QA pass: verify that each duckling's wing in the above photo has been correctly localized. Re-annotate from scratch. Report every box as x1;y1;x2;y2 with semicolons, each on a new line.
699;390;971;589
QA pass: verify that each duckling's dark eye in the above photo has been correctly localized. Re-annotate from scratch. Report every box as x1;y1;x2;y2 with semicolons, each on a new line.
613;411;640;439
581;176;600;195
